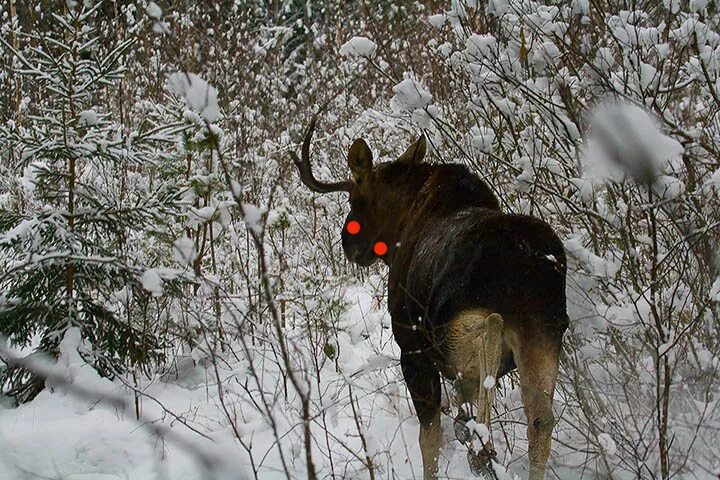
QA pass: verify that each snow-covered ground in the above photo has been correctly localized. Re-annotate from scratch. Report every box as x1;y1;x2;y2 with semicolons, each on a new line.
0;281;556;480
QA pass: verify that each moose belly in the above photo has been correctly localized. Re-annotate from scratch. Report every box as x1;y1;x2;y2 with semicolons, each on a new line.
437;308;510;381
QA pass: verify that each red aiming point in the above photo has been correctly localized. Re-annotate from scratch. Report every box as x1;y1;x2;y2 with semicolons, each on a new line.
347;220;361;235
373;241;388;256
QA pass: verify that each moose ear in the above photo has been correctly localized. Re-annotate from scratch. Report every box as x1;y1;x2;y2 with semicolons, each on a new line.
348;138;373;182
397;135;427;165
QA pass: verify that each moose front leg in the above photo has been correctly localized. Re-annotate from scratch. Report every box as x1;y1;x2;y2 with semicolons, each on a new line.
401;351;441;480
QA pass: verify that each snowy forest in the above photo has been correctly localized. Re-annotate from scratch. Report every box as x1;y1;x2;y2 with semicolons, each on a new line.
1;0;719;479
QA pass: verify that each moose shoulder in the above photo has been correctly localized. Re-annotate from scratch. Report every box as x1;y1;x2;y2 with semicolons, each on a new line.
292;119;568;480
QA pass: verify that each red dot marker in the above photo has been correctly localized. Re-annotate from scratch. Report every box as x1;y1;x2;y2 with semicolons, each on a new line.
347;220;361;235
373;241;388;256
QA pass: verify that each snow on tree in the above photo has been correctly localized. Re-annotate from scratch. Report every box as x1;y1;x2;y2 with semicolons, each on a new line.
0;4;184;402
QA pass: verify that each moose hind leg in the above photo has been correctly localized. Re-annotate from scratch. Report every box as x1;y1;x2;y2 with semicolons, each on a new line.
475;313;504;432
465;312;504;478
447;310;504;476
401;352;441;480
514;332;561;480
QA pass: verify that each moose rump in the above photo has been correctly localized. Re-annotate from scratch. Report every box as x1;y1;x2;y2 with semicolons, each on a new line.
395;207;568;478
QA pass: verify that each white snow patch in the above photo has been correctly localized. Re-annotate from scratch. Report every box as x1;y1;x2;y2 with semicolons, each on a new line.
651;175;685;200
173;237;197;265
597;432;617;455
390;79;432;113
21;162;44;197
166;72;219;122
483;375;495;389
531;41;561;71
487;0;509;16
690;0;708;13
585;102;684;183
467;419;491;446
565;237;620;278
78;109;98;126
141;269;163;296
465;33;497;59
242;203;265;235
58;327;83;367
571;0;589;15
569;177;597;206
339;36;377;57
146;2;162;19
470;126;495;154
427;13;446;28
710;277;720;301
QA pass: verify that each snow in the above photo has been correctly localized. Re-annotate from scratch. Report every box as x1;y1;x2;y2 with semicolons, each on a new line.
173;237;197;265
0;284;496;480
651;174;685;200
569;177;597;206
466;419;491;445
531;41;561;71
78;109;98;126
427;13;446;28
585;102;684;184
390;78;432;112
487;0;509;17
4;3;720;480
470;126;495;154
20;163;43;196
241;203;264;235
710;277;720;301
571;0;590;15
465;33;497;59
146;2;162;19
690;0;709;12
166;73;219;123
339;36;376;57
564;237;620;278
141;269;163;296
597;433;617;455
58;327;83;366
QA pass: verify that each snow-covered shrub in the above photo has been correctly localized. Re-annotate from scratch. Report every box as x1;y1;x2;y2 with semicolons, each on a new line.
375;1;720;477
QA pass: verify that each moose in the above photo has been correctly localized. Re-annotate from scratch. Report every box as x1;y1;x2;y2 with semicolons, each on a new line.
292;117;568;480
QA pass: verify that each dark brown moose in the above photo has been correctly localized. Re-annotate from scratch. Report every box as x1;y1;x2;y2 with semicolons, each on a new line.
292;117;568;480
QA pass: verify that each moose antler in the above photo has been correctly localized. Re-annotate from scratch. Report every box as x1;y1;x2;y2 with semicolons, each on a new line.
291;114;353;193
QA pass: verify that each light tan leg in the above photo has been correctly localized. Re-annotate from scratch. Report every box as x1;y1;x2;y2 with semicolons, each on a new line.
467;313;504;476
447;311;504;452
419;409;441;479
514;337;561;480
475;313;504;436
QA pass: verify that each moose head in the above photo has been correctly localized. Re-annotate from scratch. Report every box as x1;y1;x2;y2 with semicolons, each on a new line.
292;116;430;267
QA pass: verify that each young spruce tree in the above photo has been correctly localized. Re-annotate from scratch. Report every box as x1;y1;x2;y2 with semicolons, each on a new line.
0;3;179;402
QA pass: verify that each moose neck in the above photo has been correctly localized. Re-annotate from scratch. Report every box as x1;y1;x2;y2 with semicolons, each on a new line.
383;162;500;266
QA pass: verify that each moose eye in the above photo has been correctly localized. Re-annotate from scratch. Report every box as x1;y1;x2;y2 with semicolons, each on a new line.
346;220;361;235
373;241;388;256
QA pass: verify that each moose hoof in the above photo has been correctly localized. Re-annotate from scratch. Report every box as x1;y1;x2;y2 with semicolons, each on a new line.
467;447;497;479
453;410;472;443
